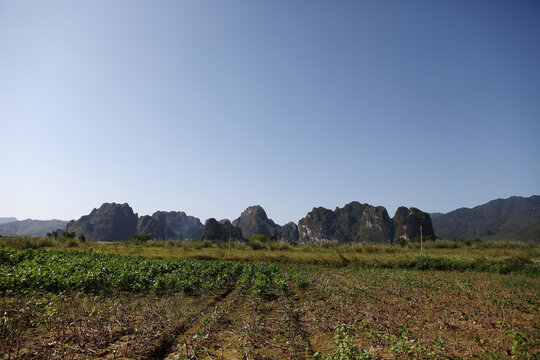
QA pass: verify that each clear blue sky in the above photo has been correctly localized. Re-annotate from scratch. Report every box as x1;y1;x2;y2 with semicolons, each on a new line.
1;0;539;225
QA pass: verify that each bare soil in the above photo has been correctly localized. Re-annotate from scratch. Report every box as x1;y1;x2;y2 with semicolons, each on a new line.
1;267;538;359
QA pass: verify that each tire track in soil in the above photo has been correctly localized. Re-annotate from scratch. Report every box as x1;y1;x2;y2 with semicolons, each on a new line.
280;287;318;359
205;287;316;359
291;272;357;356
161;288;316;359
98;284;236;360
162;286;244;360
153;284;237;360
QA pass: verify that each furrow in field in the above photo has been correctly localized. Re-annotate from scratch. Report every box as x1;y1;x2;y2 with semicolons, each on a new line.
161;285;241;360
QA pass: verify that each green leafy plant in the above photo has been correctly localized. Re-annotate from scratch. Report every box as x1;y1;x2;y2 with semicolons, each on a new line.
327;324;375;360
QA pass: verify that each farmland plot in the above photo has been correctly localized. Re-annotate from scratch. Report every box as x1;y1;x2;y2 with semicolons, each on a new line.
0;248;538;359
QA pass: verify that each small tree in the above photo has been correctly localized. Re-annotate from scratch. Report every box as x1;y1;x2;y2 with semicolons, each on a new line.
396;237;407;247
248;234;269;250
128;234;150;244
250;234;269;242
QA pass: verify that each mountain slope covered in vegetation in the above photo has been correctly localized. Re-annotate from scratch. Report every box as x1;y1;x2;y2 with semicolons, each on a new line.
431;195;540;242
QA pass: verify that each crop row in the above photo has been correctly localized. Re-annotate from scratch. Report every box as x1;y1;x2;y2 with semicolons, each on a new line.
0;248;286;295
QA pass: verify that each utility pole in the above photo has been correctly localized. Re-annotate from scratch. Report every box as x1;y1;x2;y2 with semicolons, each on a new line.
229;222;232;255
420;225;423;252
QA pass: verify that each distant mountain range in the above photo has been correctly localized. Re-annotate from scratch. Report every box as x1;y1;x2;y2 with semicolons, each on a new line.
1;195;538;243
430;195;540;242
61;202;434;243
0;219;68;236
0;217;17;225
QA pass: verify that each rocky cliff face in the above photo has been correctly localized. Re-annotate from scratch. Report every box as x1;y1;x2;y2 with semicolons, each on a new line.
298;202;395;244
278;222;300;243
393;207;435;241
69;203;138;242
298;207;337;243
137;211;203;240
232;205;279;240
201;218;243;241
297;202;435;244
136;216;166;239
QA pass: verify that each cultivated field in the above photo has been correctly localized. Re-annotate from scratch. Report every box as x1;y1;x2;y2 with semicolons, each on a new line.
0;238;538;359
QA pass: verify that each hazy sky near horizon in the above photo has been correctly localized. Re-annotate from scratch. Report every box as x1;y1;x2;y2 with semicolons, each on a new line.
1;0;539;224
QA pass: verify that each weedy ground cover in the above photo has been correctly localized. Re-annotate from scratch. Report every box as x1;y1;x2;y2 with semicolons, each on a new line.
286;265;539;359
1;236;538;274
0;241;538;359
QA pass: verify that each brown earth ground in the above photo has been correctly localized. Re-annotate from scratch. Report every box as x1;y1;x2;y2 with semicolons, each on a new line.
1;266;538;359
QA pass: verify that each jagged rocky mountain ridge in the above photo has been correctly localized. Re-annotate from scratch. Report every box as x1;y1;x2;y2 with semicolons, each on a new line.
68;204;205;242
279;222;299;243
137;211;204;240
3;195;538;242
394;207;435;241
68;203;138;242
298;202;434;244
201;219;243;241
0;202;436;243
233;206;278;239
66;201;430;244
232;205;300;242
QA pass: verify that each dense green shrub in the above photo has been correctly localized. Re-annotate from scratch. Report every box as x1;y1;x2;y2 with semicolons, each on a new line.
63;231;76;239
128;234;150;243
396;238;407;247
250;234;269;242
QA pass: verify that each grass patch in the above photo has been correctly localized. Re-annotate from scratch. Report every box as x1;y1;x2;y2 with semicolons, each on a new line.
1;236;538;275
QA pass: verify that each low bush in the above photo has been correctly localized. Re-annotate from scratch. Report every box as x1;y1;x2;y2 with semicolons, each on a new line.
128;234;150;244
